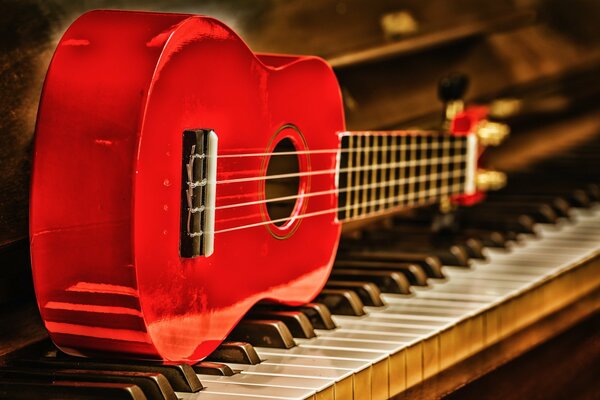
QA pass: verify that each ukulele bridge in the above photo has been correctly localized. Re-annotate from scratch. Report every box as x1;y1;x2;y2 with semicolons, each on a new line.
180;129;218;258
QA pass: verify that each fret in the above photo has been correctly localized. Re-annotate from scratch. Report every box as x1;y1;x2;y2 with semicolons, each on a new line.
418;135;428;205
370;134;378;214
360;135;369;217
353;134;359;218
441;135;450;197
351;135;358;219
430;135;440;199
340;135;351;221
399;135;406;208
353;136;361;218
376;136;381;210
376;135;383;212
408;135;417;206
337;131;472;222
383;135;392;209
391;136;397;208
452;137;464;195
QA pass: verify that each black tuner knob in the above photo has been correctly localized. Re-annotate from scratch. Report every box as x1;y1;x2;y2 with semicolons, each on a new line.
438;73;469;103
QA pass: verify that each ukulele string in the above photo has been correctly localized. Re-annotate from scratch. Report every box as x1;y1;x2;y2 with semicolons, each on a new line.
206;136;469;232
215;139;451;160
216;154;468;185
209;178;467;235
215;168;466;210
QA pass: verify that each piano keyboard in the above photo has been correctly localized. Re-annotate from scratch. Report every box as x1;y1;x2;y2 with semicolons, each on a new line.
180;208;600;400
2;131;599;400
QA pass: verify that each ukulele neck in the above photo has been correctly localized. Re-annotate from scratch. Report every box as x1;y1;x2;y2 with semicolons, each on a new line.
336;130;478;222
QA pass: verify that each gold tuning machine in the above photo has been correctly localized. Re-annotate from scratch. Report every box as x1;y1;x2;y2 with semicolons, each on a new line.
476;170;507;192
476;120;510;146
489;98;521;119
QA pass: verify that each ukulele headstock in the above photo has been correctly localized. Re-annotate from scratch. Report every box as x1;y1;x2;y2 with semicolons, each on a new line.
440;74;510;206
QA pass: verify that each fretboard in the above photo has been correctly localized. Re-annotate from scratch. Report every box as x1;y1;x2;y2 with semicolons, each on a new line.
337;131;476;221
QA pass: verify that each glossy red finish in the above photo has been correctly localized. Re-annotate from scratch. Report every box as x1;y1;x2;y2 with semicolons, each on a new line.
450;105;489;135
31;10;344;362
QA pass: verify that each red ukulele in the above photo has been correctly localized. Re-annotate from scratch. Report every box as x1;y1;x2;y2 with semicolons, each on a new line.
30;10;507;362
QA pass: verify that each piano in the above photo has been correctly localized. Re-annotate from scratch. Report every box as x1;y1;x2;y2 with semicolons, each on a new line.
1;1;599;399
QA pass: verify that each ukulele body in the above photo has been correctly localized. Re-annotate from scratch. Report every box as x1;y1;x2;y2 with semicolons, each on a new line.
31;10;344;362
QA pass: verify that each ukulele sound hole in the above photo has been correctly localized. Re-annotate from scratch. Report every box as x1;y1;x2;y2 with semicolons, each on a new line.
265;138;300;226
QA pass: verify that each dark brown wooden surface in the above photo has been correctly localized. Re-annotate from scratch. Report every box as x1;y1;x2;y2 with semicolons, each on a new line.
445;312;600;400
393;285;600;400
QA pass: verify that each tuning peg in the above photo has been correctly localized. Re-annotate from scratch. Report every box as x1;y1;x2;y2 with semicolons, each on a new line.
489;98;522;119
438;73;469;102
476;121;510;146
476;170;507;192
438;73;469;121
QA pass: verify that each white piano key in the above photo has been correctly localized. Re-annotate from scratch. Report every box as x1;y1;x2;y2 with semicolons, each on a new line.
442;269;539;282
197;373;333;392
364;309;460;320
407;289;499;302
314;329;416;343
179;392;288;400
368;304;470;316
260;354;367;371
179;379;316;400
437;277;529;289
382;296;486;308
256;346;387;363
226;362;353;380
324;324;432;337
294;337;404;352
332;316;451;331
416;284;514;296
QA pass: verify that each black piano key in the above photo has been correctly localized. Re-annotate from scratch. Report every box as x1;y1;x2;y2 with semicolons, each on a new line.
463;237;487;259
334;259;427;286
462;229;511;248
254;302;338;331
206;341;261;365
501;177;600;201
296;303;337;330
0;368;174;400
0;380;148;400
358;230;472;266
17;357;202;393
329;268;411;294
382;224;488;260
339;251;444;279
498;186;591;208
460;203;559;224
227;320;296;349
584;183;600;201
388;243;471;267
316;289;366;316
461;214;537;235
246;310;316;339
484;195;572;219
192;362;235;376
325;280;384;307
428;235;486;259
